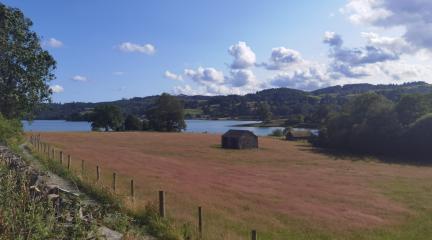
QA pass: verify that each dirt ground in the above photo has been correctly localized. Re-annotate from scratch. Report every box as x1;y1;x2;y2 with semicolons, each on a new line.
35;132;432;239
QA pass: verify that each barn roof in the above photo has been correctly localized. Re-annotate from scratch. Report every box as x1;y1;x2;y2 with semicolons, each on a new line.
222;129;256;138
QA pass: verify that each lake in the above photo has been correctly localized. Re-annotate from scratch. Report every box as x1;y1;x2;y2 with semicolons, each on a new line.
22;120;285;136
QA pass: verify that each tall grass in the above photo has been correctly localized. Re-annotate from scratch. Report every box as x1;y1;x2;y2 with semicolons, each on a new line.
0;165;95;239
27;143;194;240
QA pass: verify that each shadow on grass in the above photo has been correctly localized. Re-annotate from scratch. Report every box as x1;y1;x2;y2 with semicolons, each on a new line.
296;142;432;167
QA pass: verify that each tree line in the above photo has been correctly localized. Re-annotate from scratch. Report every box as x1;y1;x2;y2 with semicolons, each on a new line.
311;92;432;160
89;93;186;132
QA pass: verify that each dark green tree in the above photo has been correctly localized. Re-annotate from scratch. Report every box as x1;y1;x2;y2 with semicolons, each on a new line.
395;94;429;126
0;4;56;119
146;93;186;132
256;102;272;122
124;114;142;131
90;105;123;131
405;113;432;155
142;119;150;131
316;93;402;153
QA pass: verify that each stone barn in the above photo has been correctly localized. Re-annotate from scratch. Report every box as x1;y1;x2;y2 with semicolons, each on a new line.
221;130;258;149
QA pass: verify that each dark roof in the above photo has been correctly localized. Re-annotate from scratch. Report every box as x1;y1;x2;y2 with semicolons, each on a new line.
222;130;257;138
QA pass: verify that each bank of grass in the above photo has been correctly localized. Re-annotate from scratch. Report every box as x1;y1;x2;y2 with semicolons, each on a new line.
0;161;95;239
27;145;195;240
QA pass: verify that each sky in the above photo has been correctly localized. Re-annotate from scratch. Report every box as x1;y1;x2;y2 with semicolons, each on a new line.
3;0;432;103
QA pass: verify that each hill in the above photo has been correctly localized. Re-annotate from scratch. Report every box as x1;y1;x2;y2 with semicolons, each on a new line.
35;81;432;125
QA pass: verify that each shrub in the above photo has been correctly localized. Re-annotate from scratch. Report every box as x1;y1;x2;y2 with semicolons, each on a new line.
0;114;23;146
124;114;142;131
269;129;284;137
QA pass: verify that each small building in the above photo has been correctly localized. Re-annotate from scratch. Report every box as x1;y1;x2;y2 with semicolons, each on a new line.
222;130;258;149
286;130;312;141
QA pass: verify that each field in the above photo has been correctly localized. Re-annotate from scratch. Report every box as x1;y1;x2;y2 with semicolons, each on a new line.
36;132;432;240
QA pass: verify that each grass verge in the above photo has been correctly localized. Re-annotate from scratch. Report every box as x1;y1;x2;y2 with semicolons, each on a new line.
25;143;195;240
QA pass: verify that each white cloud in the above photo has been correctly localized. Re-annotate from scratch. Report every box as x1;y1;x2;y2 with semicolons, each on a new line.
45;38;63;48
361;32;415;54
264;47;304;70
164;70;183;81
324;32;401;78
184;67;225;84
323;31;343;47
229;69;257;87
228;41;256;69
113;71;125;76
342;0;432;50
71;75;87;82
50;85;64;93
341;0;392;25
118;42;156;55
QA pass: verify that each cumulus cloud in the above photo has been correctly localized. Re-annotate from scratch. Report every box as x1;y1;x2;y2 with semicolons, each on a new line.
45;38;63;48
361;32;415;54
50;85;64;93
164;70;183;81
324;32;401;78
264;47;304;70
323;31;343;47
270;65;331;91
177;66;263;95
342;0;432;50
184;67;225;84
71;75;87;82
228;69;257;87
118;42;156;55
228;41;256;69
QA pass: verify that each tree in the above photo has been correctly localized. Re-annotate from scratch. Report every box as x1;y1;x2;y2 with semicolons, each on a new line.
146;93;186;132
124;114;141;131
0;4;56;119
404;113;432;155
395;94;429;126
315;93;402;153
90;105;123;131
256;102;272;122
142;119;150;131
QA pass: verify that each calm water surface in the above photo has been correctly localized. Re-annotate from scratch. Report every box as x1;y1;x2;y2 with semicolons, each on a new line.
22;120;284;136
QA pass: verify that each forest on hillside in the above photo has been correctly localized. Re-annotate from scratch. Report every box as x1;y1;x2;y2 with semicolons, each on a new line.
36;82;432;128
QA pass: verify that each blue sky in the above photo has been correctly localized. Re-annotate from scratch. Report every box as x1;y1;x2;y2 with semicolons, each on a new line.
3;0;432;102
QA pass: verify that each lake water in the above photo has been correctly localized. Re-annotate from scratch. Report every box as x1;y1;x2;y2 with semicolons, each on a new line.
22;120;285;136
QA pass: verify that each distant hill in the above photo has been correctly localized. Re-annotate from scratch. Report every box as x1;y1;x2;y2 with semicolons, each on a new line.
35;81;432;123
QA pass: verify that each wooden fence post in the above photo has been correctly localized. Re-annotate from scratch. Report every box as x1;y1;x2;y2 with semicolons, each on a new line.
198;206;203;238
81;160;84;175
251;230;257;240
159;191;165;218
96;165;100;182
112;172;116;192
59;151;63;165
130;179;135;199
67;155;71;170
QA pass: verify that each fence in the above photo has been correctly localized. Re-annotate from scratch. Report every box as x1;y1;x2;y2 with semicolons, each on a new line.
28;134;259;240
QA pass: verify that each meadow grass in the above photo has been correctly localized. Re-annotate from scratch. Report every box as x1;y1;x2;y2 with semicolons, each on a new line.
32;132;432;240
27;144;192;240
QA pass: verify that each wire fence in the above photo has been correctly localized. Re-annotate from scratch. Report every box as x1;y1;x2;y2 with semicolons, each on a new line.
29;134;259;240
